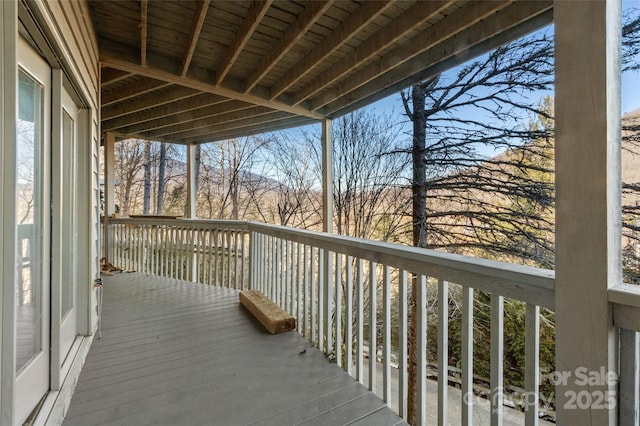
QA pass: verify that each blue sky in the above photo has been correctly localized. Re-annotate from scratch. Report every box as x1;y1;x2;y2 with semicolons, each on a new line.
623;72;640;114
353;3;640;132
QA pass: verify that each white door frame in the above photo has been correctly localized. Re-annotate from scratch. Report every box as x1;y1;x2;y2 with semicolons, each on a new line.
0;1;18;423
13;35;52;426
1;2;99;423
51;69;81;391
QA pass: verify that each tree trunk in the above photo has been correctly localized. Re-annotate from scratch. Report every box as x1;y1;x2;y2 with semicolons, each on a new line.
143;141;151;215
408;83;427;425
231;143;239;220
157;142;166;214
195;144;201;191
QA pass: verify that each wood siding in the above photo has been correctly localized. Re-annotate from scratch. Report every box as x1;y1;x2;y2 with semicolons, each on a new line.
25;0;102;333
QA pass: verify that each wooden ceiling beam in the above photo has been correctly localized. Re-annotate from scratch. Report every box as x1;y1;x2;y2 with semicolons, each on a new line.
290;0;454;106
311;0;518;111
269;1;392;101
101;78;171;106
181;0;211;77
100;53;325;119
116;100;254;135
102;92;230;131
243;0;334;94
101;68;132;87
140;0;148;65
102;86;198;121
144;107;285;139
181;116;315;144
326;8;554;118
216;0;273;85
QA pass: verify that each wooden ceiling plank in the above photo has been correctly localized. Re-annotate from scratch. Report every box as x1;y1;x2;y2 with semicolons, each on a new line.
100;54;325;119
116;100;254;135
216;0;273;85
101;68;132;87
182;116;315;144
144;107;281;139
181;0;211;77
290;0;455;106
102;86;199;120
102;78;171;106
243;0;334;94
269;1;392;100
158;107;291;140
140;0;148;65
326;8;555;118
311;0;518;111
102;92;229;131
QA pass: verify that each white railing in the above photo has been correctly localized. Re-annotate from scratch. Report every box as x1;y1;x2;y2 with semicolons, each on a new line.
609;284;640;426
106;218;250;289
103;217;640;425
248;222;554;425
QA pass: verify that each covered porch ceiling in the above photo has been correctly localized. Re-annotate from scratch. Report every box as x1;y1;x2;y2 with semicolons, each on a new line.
90;0;553;145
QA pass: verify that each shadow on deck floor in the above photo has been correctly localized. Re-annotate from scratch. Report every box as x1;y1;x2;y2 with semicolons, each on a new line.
62;273;406;426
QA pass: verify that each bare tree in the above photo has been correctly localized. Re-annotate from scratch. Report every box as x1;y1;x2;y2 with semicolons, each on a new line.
264;131;323;228
114;139;147;215
143;141;152;214
328;110;410;241
197;137;270;220
623;8;640;72
401;30;554;423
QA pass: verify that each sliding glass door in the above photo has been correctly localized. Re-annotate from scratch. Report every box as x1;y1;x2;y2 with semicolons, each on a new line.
14;37;51;425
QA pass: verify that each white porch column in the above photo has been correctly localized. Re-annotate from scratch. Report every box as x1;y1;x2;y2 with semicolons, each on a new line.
554;1;621;425
321;119;333;353
103;132;116;262
185;143;197;281
185;142;197;219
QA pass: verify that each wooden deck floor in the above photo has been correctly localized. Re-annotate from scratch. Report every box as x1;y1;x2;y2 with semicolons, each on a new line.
63;273;406;426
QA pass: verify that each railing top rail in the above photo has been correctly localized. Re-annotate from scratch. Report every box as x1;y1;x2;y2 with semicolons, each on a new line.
610;284;640;331
610;284;640;309
106;217;554;308
107;217;250;230
248;221;556;309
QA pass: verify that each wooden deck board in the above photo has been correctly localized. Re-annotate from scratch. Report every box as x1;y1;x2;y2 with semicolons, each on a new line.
63;273;406;426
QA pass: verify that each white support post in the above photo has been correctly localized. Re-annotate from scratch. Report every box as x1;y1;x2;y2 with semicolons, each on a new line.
461;287;474;426
356;258;364;383
416;274;427;426
399;270;408;418
525;304;540;426
103;132;116;263
185;143;197;281
437;280;449;426
249;231;255;290
368;261;377;393
321;119;334;356
50;68;63;391
490;294;504;426
345;255;353;376
185;143;197;219
554;1;621;425
0;2;17;423
619;329;639;426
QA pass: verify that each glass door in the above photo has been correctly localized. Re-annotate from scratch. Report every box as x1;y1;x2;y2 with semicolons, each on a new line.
14;37;51;425
59;87;79;363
